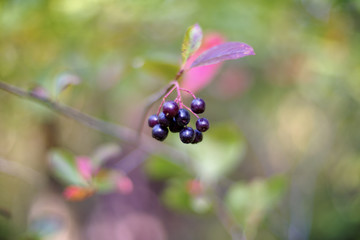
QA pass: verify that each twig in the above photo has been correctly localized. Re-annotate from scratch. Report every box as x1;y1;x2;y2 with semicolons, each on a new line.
0;81;136;143
0;81;191;167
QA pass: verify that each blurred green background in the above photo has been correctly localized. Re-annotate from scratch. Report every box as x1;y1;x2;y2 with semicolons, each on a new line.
1;0;360;239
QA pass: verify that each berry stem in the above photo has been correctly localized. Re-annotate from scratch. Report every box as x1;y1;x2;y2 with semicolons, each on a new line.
174;82;184;108
179;88;196;99
157;85;177;115
183;104;199;119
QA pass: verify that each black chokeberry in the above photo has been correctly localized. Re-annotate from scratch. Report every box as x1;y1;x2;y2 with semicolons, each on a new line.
148;114;159;127
179;127;195;144
175;108;190;127
191;98;206;114
158;112;171;127
152;124;168;141
192;130;203;144
169;118;184;133
196;118;209;132
163;101;179;118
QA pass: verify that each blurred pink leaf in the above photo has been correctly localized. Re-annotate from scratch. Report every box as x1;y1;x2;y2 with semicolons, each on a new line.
182;23;203;64
191;42;255;68
63;186;94;201
76;156;93;180
117;176;134;195
182;33;226;93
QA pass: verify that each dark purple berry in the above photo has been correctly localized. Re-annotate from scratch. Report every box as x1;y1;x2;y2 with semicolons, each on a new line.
196;118;209;132
179;127;195;144
148;114;159;127
175;108;190;127
152;124;168;141
191;98;206;114
192;130;203;144
169;118;184;133
158;112;171;127
163;101;179;118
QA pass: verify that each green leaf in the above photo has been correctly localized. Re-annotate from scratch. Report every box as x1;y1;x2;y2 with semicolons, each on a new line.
48;150;88;187
181;23;203;65
225;176;287;238
187;123;246;184
92;169;118;193
144;154;190;180
142;60;179;79
161;179;192;212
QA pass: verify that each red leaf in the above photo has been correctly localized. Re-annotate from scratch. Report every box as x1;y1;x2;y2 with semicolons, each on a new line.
63;186;94;201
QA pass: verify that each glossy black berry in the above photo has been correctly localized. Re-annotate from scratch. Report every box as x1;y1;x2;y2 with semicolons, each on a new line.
175;108;190;127
191;98;206;114
196;118;209;132
163;101;179;118
148;114;159;127
169;118;184;133
192;130;203;144
152;124;168;141
158;112;171;127
179;127;195;144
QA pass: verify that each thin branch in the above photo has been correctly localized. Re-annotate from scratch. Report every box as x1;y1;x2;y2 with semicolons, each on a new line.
0;81;136;143
0;81;191;166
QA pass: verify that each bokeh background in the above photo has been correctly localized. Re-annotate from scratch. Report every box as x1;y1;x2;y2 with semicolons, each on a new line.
1;0;360;239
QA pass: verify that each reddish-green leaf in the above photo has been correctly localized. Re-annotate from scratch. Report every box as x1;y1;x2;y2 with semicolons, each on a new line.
181;23;203;65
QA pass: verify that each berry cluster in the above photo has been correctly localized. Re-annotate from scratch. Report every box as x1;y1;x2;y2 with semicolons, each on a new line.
148;98;209;144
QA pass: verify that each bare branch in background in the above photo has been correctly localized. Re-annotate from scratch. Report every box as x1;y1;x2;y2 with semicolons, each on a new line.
0;81;191;168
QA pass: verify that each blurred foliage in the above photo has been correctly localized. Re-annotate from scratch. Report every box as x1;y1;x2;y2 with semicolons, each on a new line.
1;0;360;240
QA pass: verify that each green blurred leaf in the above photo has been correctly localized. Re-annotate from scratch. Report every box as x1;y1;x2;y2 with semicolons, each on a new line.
142;60;179;79
162;179;192;212
92;169;119;193
187;123;246;183
181;23;203;65
191;195;212;213
225;176;287;233
49;150;88;187
145;154;190;180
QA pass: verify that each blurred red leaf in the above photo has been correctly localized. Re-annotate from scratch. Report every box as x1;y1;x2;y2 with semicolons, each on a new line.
63;186;94;201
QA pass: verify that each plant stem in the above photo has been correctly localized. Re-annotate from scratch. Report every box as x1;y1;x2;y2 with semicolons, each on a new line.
156;85;177;115
179;87;196;99
0;81;191;166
